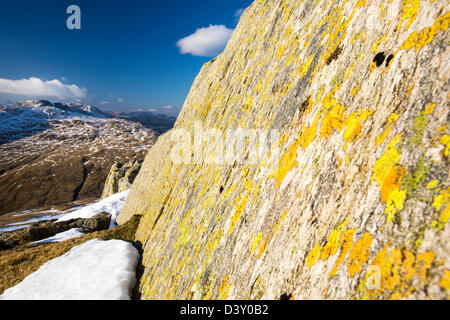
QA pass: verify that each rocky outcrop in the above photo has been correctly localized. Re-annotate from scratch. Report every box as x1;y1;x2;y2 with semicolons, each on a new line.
118;0;450;299
101;160;143;199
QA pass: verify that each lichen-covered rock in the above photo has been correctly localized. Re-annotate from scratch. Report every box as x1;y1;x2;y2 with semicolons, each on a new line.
118;0;450;300
101;159;143;199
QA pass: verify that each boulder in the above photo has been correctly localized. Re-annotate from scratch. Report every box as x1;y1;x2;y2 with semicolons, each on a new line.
79;212;111;232
101;159;143;199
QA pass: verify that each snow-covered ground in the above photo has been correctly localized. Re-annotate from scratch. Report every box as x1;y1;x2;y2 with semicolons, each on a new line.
31;228;85;245
57;190;130;229
0;190;131;233
0;239;139;300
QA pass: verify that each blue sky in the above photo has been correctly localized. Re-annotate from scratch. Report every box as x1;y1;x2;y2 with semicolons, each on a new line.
0;0;252;116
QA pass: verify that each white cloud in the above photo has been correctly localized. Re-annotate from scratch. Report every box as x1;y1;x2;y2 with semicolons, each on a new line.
117;98;123;103
163;105;173;110
176;25;233;57
149;108;157;113
100;101;109;105
0;77;86;99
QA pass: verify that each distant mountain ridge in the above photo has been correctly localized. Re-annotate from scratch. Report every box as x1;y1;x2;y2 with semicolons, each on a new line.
109;111;176;135
0;100;175;144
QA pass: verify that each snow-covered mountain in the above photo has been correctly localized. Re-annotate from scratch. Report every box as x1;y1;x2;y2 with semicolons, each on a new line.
0;100;112;144
0;100;175;144
0;100;158;215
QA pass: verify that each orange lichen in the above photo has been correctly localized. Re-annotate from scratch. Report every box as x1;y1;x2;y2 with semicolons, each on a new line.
347;232;373;277
360;242;437;299
440;270;450;291
329;229;357;277
372;135;407;222
380;166;407;203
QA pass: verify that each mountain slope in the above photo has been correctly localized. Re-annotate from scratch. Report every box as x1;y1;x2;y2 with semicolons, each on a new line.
0;100;157;215
118;0;449;299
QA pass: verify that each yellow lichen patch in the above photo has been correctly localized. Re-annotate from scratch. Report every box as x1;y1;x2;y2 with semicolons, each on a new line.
321;219;349;260
439;135;450;157
415;251;435;280
343;108;373;149
402;12;450;51
351;83;360;97
431;187;450;231
251;233;263;255
229;192;250;235
258;229;273;259
274;209;289;235
320;103;346;139
398;0;420;31
424;103;435;115
299;113;320;149
432;187;450;211
372;135;408;222
426;179;439;189
376;113;400;147
274;138;301;188
385;188;407;223
373;135;402;187
347;232;373;277
219;274;231;299
296;54;314;79
371;34;386;53
329;229;357;277
306;243;322;269
440;270;450;291
356;0;366;8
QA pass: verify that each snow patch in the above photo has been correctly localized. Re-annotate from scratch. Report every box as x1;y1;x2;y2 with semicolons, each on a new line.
57;190;130;229
0;239;139;300
31;228;84;245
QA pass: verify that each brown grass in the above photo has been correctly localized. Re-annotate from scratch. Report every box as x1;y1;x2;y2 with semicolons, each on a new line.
0;215;142;295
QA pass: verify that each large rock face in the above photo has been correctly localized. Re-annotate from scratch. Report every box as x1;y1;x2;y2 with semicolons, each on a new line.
118;0;449;299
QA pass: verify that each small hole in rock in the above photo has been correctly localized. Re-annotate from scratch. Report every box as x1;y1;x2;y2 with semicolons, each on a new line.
219;186;224;193
373;52;386;67
280;293;292;300
385;54;394;67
